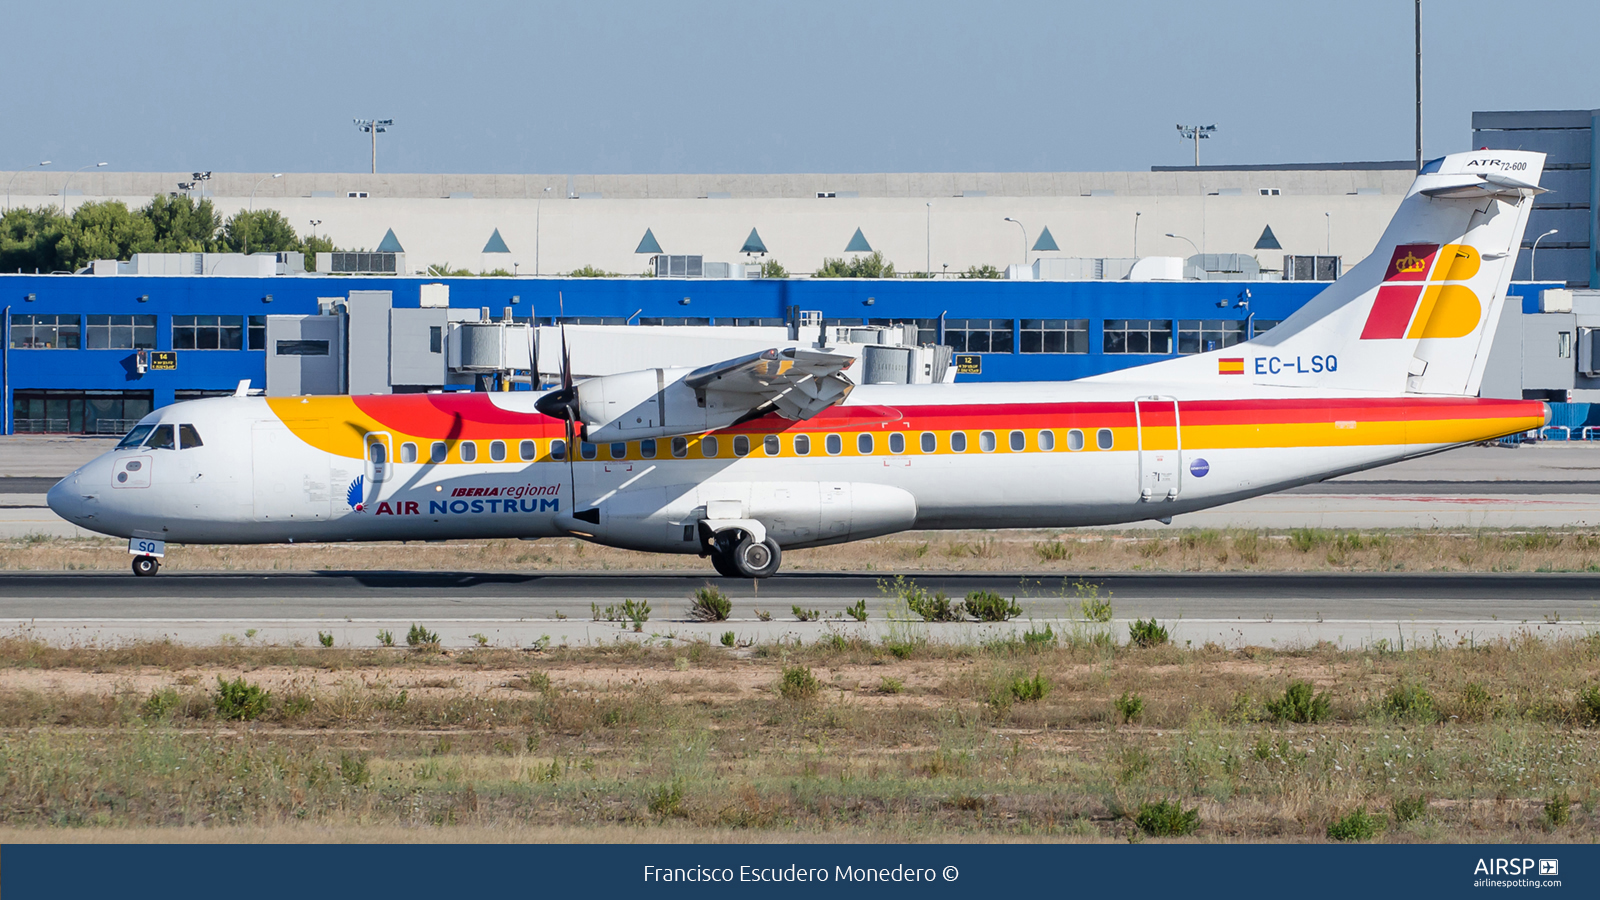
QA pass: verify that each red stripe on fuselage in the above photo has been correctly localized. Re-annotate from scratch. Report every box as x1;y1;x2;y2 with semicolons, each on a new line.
347;392;1541;440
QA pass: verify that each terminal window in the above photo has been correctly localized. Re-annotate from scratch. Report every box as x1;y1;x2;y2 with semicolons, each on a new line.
1020;319;1089;354
1103;319;1173;354
1177;320;1247;354
9;314;80;349
172;315;244;350
248;316;266;351
943;318;1014;354
86;315;156;350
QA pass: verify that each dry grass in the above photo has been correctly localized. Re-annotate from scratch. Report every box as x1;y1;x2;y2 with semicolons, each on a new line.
0;631;1596;841
9;527;1600;574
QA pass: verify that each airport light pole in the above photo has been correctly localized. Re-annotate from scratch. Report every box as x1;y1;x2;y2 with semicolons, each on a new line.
536;185;553;276
1531;228;1558;281
6;161;51;212
1325;212;1332;254
925;202;931;276
244;174;283;256
354;118;393;174
61;162;107;214
1134;211;1141;257
1166;232;1200;257
1176;124;1216;166
1004;217;1027;267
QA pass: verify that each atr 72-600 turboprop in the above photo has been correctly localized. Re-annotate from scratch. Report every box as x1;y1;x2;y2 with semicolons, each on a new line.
50;151;1551;578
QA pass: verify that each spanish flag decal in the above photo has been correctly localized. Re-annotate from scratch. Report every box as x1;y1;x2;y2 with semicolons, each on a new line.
1219;358;1245;375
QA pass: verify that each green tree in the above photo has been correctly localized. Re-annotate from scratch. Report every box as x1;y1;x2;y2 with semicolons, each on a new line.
222;209;300;255
53;201;156;271
0;206;67;273
759;259;788;278
960;264;1003;279
302;233;336;272
813;250;895;278
140;194;222;252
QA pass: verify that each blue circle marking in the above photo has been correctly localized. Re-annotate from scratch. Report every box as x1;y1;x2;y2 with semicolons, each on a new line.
1189;458;1210;478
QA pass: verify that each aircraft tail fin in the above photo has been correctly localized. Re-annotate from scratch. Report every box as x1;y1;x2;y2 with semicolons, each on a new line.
1089;150;1546;396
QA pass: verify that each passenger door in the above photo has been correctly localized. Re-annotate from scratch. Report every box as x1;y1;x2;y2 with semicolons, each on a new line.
1134;396;1183;502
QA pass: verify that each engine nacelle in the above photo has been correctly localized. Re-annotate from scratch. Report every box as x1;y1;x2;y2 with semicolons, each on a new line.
576;367;750;443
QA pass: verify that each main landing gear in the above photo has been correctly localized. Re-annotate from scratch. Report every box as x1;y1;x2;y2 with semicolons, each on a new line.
131;555;161;577
708;531;782;579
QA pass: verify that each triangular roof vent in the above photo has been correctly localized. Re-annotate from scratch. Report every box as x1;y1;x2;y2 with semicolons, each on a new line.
1254;225;1282;250
376;228;404;253
1032;226;1060;252
844;228;872;253
482;228;510;253
635;228;663;254
740;228;768;255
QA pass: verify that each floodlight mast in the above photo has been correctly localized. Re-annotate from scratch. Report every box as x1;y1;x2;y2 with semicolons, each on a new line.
1176;124;1217;166
353;118;394;174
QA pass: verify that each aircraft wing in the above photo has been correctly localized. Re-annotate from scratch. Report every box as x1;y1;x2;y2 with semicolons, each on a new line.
684;347;857;421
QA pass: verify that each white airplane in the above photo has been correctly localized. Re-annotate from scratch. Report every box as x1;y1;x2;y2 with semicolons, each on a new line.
49;150;1550;578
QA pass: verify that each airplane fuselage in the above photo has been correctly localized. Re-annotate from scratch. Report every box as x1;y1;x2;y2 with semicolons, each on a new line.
47;383;1545;553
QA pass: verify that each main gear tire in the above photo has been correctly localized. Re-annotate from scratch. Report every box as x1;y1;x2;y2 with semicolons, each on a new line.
730;535;781;579
709;551;741;578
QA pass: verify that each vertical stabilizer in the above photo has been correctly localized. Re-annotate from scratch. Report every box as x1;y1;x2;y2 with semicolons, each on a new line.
1090;150;1546;396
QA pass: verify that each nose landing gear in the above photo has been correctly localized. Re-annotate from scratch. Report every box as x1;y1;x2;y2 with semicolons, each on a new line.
132;555;160;577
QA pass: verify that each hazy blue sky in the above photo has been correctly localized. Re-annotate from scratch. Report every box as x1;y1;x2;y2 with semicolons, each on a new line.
7;0;1596;174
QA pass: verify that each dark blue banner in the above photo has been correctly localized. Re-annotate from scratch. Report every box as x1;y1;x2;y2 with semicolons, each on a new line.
4;843;1594;899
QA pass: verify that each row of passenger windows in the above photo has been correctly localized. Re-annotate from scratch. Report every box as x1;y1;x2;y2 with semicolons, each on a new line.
372;429;1117;465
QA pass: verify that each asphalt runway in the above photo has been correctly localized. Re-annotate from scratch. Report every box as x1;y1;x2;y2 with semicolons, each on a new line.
3;570;1598;622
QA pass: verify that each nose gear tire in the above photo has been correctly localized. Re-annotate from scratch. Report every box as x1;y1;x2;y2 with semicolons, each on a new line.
132;555;160;577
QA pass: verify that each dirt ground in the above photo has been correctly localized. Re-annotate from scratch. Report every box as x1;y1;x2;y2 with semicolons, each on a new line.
8;527;1600;574
0;632;1595;842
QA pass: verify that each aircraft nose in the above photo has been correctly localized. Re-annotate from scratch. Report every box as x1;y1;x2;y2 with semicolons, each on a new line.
47;473;85;522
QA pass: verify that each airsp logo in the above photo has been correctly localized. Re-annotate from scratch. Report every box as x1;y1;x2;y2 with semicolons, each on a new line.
1539;859;1559;877
1473;858;1547;876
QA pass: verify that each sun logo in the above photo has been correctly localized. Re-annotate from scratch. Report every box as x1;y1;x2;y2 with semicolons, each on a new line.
1394;251;1426;273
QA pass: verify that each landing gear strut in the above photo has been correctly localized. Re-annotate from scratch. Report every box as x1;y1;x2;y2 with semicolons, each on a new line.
131;555;160;577
708;531;782;579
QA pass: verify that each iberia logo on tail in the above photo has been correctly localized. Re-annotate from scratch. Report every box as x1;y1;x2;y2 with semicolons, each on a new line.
1361;243;1483;340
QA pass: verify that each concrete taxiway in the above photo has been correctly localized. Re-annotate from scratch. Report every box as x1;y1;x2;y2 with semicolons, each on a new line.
1;570;1592;651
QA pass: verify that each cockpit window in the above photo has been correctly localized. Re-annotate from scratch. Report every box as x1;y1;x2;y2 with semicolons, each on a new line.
178;424;203;449
116;424;155;450
144;424;176;450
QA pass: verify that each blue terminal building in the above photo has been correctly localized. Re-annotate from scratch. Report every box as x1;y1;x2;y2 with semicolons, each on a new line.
0;272;1553;435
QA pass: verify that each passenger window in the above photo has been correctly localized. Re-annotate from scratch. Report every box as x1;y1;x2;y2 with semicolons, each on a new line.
178;424;203;449
368;442;387;464
671;437;688;458
733;435;750;457
764;435;780;456
889;432;905;454
979;431;997;452
794;434;811;455
700;436;719;458
641;439;657;459
550;439;566;461
489;440;506;462
1008;430;1024;452
518;440;536;461
857;433;873;454
1039;430;1055;451
117;423;155;449
610;442;626;459
1067;429;1084;451
144;424;175;450
459;441;477;463
429;441;446;463
825;434;842;455
919;432;935;453
1096;428;1114;450
580;442;597;460
951;432;967;452
401;442;418;463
